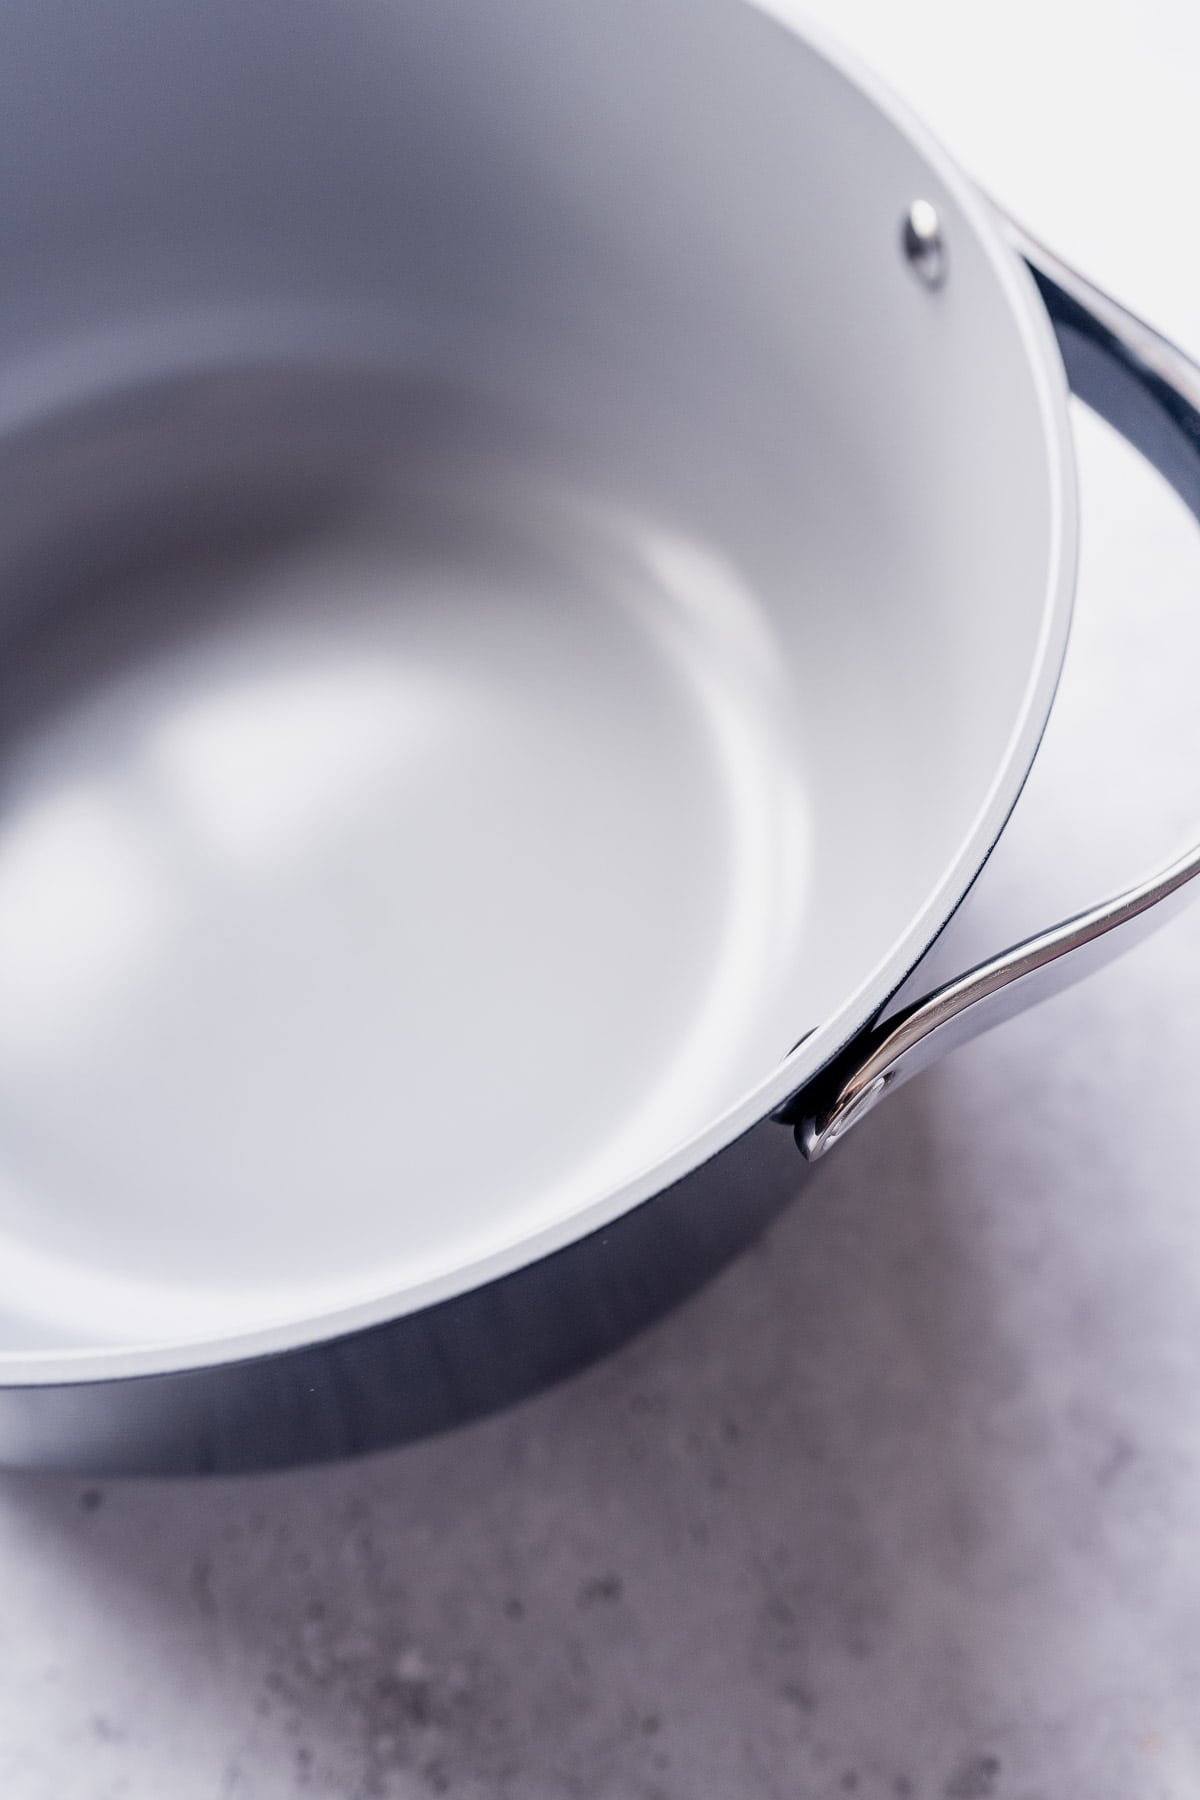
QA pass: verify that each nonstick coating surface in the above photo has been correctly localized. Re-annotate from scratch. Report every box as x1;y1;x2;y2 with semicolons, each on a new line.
0;0;1074;1379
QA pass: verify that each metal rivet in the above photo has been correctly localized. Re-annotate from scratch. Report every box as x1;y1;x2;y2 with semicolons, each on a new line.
822;1073;890;1147
799;1071;892;1161
903;199;947;290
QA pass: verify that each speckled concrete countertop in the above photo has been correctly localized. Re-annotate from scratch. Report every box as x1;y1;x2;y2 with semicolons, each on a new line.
4;2;1200;1795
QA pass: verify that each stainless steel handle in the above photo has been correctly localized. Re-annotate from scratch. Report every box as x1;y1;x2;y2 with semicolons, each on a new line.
796;214;1200;1161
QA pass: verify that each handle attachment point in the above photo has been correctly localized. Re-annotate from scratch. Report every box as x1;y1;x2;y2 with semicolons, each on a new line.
794;214;1200;1160
903;199;948;289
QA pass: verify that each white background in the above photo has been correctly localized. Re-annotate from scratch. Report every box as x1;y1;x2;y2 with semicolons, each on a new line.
3;2;1200;1797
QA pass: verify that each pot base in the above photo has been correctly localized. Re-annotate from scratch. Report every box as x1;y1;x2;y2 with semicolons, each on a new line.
0;359;813;1364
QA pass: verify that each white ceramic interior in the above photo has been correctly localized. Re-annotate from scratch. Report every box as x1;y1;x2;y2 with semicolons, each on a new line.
0;0;1075;1376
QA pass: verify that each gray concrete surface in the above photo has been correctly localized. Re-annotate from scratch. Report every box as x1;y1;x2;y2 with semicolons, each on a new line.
5;0;1200;1795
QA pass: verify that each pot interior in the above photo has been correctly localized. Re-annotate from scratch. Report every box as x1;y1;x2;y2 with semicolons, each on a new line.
0;0;1069;1363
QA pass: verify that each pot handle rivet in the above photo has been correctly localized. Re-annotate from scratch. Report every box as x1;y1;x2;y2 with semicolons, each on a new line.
903;199;947;289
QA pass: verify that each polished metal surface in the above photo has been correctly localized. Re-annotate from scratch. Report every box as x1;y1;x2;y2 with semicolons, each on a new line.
798;215;1200;1159
902;198;947;288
